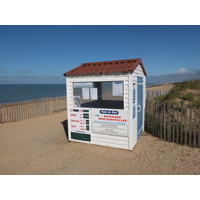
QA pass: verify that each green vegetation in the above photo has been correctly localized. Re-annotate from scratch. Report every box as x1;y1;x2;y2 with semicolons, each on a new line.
155;80;200;106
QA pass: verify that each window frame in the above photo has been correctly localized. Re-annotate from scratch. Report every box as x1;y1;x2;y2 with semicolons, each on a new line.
72;80;125;110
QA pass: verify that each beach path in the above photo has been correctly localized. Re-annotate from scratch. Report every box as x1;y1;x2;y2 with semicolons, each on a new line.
0;111;200;175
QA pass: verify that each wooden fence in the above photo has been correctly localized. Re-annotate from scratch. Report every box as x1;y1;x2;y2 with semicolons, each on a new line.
0;97;67;123
146;90;170;99
145;99;200;148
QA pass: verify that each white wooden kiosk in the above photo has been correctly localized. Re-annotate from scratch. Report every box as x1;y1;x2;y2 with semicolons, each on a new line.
64;58;147;150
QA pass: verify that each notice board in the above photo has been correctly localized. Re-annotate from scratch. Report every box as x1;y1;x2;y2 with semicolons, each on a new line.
91;109;128;136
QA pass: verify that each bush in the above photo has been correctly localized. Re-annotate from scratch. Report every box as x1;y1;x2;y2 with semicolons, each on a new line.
191;99;200;107
181;92;194;101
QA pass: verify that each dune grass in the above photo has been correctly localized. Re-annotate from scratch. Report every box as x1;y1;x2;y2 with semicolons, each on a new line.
155;80;200;106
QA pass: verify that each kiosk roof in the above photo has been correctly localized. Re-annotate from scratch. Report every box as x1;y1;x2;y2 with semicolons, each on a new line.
64;58;147;76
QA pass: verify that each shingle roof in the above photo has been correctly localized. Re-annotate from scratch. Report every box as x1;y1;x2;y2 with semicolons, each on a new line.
63;58;147;76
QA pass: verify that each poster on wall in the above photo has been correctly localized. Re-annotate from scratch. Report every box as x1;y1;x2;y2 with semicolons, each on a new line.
112;82;123;96
90;88;98;100
82;88;90;99
92;109;128;136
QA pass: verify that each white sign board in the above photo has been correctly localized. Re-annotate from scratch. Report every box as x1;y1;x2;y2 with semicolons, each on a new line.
92;109;128;136
82;88;90;100
90;88;98;100
112;82;123;96
69;109;90;134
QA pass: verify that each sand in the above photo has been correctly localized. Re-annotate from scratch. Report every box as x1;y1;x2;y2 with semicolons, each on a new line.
1;83;199;175
0;110;200;175
147;83;174;91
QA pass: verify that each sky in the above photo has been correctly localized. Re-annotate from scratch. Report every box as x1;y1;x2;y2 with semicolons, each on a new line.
0;25;200;84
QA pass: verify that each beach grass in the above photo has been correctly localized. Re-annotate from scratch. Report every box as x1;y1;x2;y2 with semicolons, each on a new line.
155;80;200;106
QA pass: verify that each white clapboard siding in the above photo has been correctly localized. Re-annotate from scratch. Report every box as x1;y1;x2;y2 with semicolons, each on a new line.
92;136;128;146
92;133;128;147
92;133;128;141
92;140;129;150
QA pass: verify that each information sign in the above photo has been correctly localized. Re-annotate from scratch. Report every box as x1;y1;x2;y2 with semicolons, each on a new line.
92;109;128;136
69;109;90;134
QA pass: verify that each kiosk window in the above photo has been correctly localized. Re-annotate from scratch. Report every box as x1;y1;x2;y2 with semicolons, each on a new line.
73;81;124;109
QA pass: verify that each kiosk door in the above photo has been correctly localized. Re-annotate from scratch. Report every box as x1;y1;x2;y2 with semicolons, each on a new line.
137;76;143;139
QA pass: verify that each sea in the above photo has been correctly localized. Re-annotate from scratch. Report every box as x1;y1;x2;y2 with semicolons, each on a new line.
0;84;66;104
0;83;155;104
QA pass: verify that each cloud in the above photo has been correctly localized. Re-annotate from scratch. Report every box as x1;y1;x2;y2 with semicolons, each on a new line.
0;69;9;73
18;75;37;79
0;73;65;84
17;70;30;74
147;68;200;85
175;68;188;74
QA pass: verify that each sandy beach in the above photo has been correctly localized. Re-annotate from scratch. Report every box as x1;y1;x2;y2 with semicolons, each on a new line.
0;108;200;175
0;83;200;175
147;83;174;91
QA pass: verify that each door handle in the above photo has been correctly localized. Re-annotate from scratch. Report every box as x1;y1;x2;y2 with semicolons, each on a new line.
138;105;141;112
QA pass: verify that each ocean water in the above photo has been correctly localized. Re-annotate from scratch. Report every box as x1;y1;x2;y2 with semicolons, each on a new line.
0;84;66;104
0;83;156;104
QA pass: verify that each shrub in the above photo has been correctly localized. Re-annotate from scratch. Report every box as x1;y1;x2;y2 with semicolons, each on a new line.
181;92;194;101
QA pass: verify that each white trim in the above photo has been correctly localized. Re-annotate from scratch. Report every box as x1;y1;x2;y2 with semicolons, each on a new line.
128;74;133;150
68;76;129;83
66;78;71;141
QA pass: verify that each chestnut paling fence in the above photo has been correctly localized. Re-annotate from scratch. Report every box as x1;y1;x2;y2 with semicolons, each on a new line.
0;97;67;123
145;99;200;148
146;90;170;99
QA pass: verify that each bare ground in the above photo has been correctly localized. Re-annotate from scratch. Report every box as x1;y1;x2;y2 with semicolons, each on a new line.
0;111;200;175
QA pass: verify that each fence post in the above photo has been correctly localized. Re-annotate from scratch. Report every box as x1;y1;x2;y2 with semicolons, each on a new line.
189;105;192;146
167;103;171;142
172;103;175;143
193;105;197;147
198;106;200;148
160;102;163;139
176;104;179;144
180;100;184;145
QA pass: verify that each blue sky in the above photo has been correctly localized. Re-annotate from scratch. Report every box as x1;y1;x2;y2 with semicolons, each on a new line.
0;25;200;84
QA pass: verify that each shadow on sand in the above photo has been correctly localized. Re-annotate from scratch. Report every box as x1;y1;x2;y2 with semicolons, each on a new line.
61;120;69;141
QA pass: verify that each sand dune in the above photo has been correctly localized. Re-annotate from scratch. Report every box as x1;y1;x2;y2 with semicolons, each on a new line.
0;110;199;175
